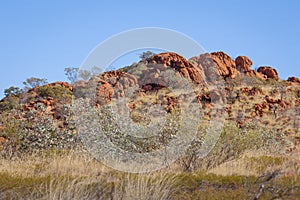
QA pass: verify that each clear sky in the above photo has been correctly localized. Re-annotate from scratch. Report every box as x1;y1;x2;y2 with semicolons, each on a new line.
1;0;300;98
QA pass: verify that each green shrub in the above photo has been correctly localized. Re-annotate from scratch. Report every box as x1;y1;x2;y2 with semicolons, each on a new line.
36;85;72;103
0;107;77;156
0;96;21;111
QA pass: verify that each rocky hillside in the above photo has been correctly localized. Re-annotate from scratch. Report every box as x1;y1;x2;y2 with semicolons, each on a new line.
0;51;299;160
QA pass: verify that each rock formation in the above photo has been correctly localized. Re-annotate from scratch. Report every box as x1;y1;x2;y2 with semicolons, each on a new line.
257;66;279;80
146;52;205;84
235;56;252;72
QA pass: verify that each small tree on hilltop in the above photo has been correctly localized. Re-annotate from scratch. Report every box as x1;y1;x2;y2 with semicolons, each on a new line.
139;51;156;60
4;86;22;97
23;77;48;90
64;67;79;84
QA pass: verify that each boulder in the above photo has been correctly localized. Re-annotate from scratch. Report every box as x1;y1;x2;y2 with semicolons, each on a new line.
257;66;279;80
235;56;252;72
195;52;238;80
146;52;204;84
287;76;300;83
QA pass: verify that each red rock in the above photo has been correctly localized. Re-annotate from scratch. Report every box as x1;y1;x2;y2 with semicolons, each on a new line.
37;99;51;106
0;136;7;147
210;52;237;78
164;95;179;112
246;70;267;80
240;87;262;96
127;102;135;110
44;81;73;91
287;76;300;83
147;52;204;84
99;70;138;96
257;66;279;80
0;136;7;142
235;56;252;72
96;80;114;105
194;52;238;80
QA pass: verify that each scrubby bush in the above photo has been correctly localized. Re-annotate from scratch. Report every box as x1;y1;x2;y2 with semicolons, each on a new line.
0;105;78;157
179;122;287;171
4;86;22;97
36;85;72;103
0;95;21;111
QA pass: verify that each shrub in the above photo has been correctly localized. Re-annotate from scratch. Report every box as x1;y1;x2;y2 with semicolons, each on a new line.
0;105;78;156
36;85;72;103
0;95;21;111
4;86;22;97
179;122;286;171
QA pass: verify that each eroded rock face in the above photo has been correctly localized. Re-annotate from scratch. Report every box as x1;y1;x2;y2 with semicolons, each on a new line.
287;76;300;83
96;80;114;105
21;82;73;119
146;52;204;84
193;52;238;80
235;56;252;72
210;52;238;78
257;66;279;80
98;71;138;98
246;70;267;80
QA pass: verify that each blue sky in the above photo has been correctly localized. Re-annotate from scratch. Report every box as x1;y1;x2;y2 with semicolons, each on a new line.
1;1;300;98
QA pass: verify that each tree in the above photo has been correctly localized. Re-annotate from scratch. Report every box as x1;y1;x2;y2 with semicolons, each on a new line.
4;86;22;97
64;67;79;84
77;69;92;81
23;77;48;89
139;51;156;60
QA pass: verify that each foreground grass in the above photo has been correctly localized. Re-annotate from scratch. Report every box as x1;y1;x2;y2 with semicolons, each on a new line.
0;150;299;200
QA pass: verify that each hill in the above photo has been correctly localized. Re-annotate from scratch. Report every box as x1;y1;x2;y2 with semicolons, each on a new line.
0;51;299;199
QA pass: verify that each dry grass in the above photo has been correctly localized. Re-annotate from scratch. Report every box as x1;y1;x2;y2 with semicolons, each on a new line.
0;149;299;199
0;150;177;200
208;151;299;177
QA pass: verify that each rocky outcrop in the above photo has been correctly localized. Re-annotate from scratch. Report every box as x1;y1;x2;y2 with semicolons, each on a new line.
246;70;267;80
98;71;138;99
96;80;114;105
28;81;72;93
253;95;291;117
146;52;204;84
100;71;138;90
164;95;179;113
235;56;252;72
287;76;300;83
209;52;238;78
192;52;238;80
240;87;263;96
257;66;279;80
46;81;72;91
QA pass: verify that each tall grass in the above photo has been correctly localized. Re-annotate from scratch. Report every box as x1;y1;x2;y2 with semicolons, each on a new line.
0;150;299;199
